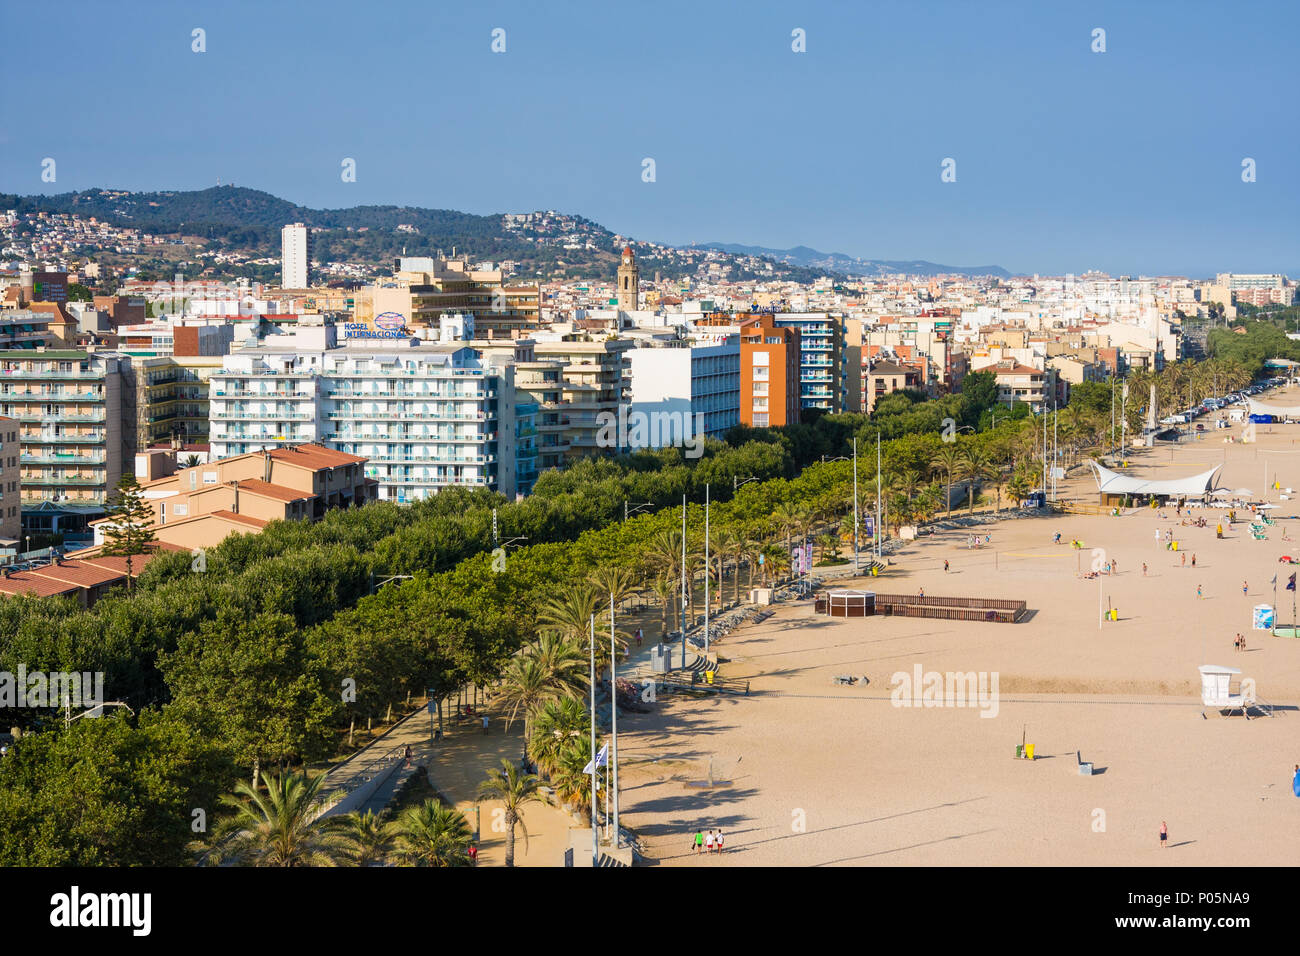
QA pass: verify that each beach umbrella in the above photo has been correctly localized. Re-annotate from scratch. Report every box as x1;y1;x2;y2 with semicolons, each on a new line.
1258;503;1279;509
1210;489;1234;498
1234;489;1254;496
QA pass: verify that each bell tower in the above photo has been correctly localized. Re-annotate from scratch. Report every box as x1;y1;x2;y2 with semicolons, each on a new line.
616;245;639;311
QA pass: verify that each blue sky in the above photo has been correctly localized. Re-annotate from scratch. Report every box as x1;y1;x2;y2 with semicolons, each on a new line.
3;0;1297;277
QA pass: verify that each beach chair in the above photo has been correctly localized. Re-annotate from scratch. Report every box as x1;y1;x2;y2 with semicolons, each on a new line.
1263;515;1277;526
1252;530;1268;540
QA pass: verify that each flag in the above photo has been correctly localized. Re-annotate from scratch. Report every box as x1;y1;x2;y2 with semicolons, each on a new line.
1287;573;1296;592
582;742;609;775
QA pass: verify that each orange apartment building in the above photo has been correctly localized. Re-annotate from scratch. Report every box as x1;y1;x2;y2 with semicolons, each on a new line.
695;312;802;428
738;315;801;428
97;443;376;550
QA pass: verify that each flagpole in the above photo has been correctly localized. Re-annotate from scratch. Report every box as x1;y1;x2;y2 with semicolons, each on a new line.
589;614;598;867
610;591;620;848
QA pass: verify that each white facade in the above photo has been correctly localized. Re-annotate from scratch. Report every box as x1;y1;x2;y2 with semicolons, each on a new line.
281;223;310;289
626;339;740;443
209;332;525;501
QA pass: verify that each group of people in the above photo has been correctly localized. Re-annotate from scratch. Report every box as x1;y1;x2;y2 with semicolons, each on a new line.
691;828;725;854
1233;633;1249;652
967;534;990;549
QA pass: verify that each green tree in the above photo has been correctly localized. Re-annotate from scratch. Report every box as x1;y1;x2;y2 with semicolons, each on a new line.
100;473;155;590
207;771;342;867
476;759;542;868
393;800;471;867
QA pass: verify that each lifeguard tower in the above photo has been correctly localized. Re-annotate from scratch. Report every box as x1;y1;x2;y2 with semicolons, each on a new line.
1198;664;1258;719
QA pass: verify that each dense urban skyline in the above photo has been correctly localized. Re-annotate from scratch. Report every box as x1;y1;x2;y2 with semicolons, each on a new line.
3;0;1298;277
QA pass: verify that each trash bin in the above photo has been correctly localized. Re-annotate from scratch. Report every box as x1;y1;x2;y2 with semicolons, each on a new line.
1016;744;1024;758
1025;744;1035;760
705;671;715;685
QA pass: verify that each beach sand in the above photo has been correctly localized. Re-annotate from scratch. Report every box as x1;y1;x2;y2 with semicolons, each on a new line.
616;416;1300;865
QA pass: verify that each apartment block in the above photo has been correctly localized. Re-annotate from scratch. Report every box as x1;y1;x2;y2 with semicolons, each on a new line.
739;316;801;428
120;443;374;549
863;359;923;413
0;349;127;539
626;339;740;444
0;417;19;548
359;257;541;338
773;312;846;413
209;325;530;501
281;223;311;289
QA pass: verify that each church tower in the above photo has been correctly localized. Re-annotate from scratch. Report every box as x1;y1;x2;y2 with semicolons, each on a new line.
616;245;639;311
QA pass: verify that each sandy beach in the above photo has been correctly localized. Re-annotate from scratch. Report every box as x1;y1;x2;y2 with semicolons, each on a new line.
616;415;1300;865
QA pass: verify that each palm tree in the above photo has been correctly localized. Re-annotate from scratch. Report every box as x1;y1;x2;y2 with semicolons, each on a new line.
207;771;342;867
494;656;558;749
476;759;543;867
538;584;625;674
333;809;396;866
523;631;587;699
651;572;677;634
761;543;790;584
393;801;471;867
548;734;595;823
930;444;964;516
959;446;992;514
588;565;638;613
528;695;589;779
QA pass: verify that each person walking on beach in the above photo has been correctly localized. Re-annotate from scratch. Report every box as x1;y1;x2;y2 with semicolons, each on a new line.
918;586;925;599
1243;581;1249;596
1181;553;1186;568
715;829;724;853
693;830;704;854
635;627;643;648
1142;562;1148;577
1191;553;1197;568
1159;821;1168;848
944;559;949;573
482;714;489;735
404;744;412;769
1197;584;1203;600
705;829;715;853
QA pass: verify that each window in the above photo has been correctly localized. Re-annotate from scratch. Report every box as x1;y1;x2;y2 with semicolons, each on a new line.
752;351;770;367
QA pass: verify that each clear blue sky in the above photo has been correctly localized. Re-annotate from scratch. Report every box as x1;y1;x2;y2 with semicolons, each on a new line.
3;0;1297;277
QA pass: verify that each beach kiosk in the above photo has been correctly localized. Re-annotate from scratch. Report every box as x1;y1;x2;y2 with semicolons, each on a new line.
826;589;875;617
1252;605;1275;631
1198;664;1256;718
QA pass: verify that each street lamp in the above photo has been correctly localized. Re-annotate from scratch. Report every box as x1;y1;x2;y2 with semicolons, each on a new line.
623;500;653;522
733;476;759;493
821;455;848;463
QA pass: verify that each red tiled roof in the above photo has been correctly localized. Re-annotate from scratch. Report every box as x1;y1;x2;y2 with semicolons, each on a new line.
0;571;80;597
232;478;312;502
266;444;365;469
208;510;269;528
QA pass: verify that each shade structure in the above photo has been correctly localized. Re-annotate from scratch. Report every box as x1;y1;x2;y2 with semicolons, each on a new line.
1247;397;1300;418
1089;461;1222;498
825;589;874;617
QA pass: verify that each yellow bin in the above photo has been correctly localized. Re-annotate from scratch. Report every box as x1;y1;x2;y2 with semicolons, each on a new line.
705;671;715;685
1025;743;1035;760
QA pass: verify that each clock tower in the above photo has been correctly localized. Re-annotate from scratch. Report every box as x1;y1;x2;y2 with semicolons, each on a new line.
616;245;639;311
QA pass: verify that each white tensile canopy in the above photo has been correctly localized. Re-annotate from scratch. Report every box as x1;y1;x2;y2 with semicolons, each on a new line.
1089;461;1222;497
1247;397;1300;417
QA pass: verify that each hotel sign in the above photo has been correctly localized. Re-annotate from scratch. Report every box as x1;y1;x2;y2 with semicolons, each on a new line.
344;312;409;339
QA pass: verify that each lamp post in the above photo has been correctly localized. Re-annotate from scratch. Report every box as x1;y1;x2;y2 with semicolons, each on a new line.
733;475;758;493
623;500;653;523
853;437;859;574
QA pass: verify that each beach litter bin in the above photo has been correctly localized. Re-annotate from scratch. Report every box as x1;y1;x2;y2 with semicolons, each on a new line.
1025;744;1035;760
1015;744;1024;758
705;670;715;685
1079;762;1094;776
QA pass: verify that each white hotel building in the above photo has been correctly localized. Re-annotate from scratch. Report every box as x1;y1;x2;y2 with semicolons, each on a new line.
625;337;740;444
208;323;536;501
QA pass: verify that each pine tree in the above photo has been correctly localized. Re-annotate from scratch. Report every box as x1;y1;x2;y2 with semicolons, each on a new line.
100;474;155;590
